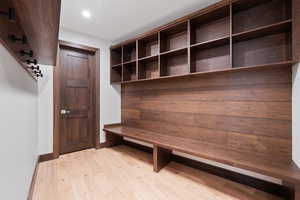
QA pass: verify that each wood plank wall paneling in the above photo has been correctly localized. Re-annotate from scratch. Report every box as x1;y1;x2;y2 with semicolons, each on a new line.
293;0;300;60
122;66;292;163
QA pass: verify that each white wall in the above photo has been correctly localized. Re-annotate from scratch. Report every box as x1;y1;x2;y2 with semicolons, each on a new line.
38;66;54;154
0;43;39;200
37;28;121;154
293;63;300;167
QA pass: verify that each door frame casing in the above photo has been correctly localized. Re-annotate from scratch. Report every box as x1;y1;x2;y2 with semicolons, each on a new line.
53;40;100;159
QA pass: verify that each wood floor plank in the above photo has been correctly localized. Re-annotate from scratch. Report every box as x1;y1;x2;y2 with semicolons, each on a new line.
33;146;282;200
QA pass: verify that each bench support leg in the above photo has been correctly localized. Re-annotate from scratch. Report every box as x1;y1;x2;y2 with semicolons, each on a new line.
282;181;300;200
153;145;172;172
296;185;300;200
106;132;123;147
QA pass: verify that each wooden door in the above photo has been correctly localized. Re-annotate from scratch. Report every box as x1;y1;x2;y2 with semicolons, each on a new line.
59;47;94;154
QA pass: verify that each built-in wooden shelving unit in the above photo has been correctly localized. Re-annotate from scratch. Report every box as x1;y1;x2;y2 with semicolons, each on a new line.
110;0;299;84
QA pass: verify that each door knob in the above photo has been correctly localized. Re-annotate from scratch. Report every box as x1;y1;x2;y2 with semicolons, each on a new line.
60;109;71;115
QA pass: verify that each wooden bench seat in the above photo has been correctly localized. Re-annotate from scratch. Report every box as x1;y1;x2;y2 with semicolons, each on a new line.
103;124;300;185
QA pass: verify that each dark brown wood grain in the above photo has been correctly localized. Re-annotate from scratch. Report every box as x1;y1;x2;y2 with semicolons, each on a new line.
232;0;291;34
110;0;296;84
103;124;300;184
153;145;172;172
160;22;188;53
111;0;231;48
138;34;159;58
123;139;291;198
138;56;159;79
55;42;100;155
12;0;61;66
111;65;298;183
123;62;137;82
59;47;95;154
191;44;230;73
123;42;136;62
293;0;300;60
106;132;123;147
107;0;300;197
0;0;36;80
233;32;292;68
38;153;54;162
53;44;61;159
190;6;230;45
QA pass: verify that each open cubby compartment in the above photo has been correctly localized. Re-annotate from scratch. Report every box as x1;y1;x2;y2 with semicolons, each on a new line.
191;39;231;73
138;34;159;59
233;26;292;68
111;46;122;66
160;22;188;53
138;56;159;80
190;5;230;45
233;0;292;34
123;42;137;63
111;65;122;83
160;48;189;77
123;62;137;81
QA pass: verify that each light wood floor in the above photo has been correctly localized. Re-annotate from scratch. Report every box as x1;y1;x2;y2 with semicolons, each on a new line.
33;145;282;200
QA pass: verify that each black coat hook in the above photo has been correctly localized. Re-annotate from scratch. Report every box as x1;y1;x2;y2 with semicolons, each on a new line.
26;59;37;65
32;69;43;78
0;8;16;21
28;65;39;71
9;34;27;44
36;72;43;78
20;50;33;57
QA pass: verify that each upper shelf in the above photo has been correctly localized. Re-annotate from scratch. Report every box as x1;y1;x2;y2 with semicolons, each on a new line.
110;0;299;85
12;0;61;66
0;0;61;80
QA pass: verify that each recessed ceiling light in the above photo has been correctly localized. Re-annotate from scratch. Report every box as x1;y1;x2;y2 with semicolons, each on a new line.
82;10;91;19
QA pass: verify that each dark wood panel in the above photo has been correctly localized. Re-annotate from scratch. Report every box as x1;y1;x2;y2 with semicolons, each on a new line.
123;42;136;62
39;153;54;162
293;0;300;60
59;48;94;154
191;44;231;73
111;66;122;83
160;22;188;53
123;84;291;102
122;66;292;168
138;34;159;58
0;0;36;79
104;125;300;184
124;119;291;161
138;56;159;79
160;48;189;76
111;0;231;48
232;0;291;34
12;0;61;65
123;140;291;198
106;132;123;147
233;32;292;67
110;0;296;84
123;62;137;82
153;145;172;172
123;66;292;91
111;47;122;65
190;6;230;45
128;110;291;139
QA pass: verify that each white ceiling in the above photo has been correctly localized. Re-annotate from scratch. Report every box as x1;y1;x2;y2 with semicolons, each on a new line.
60;0;220;43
